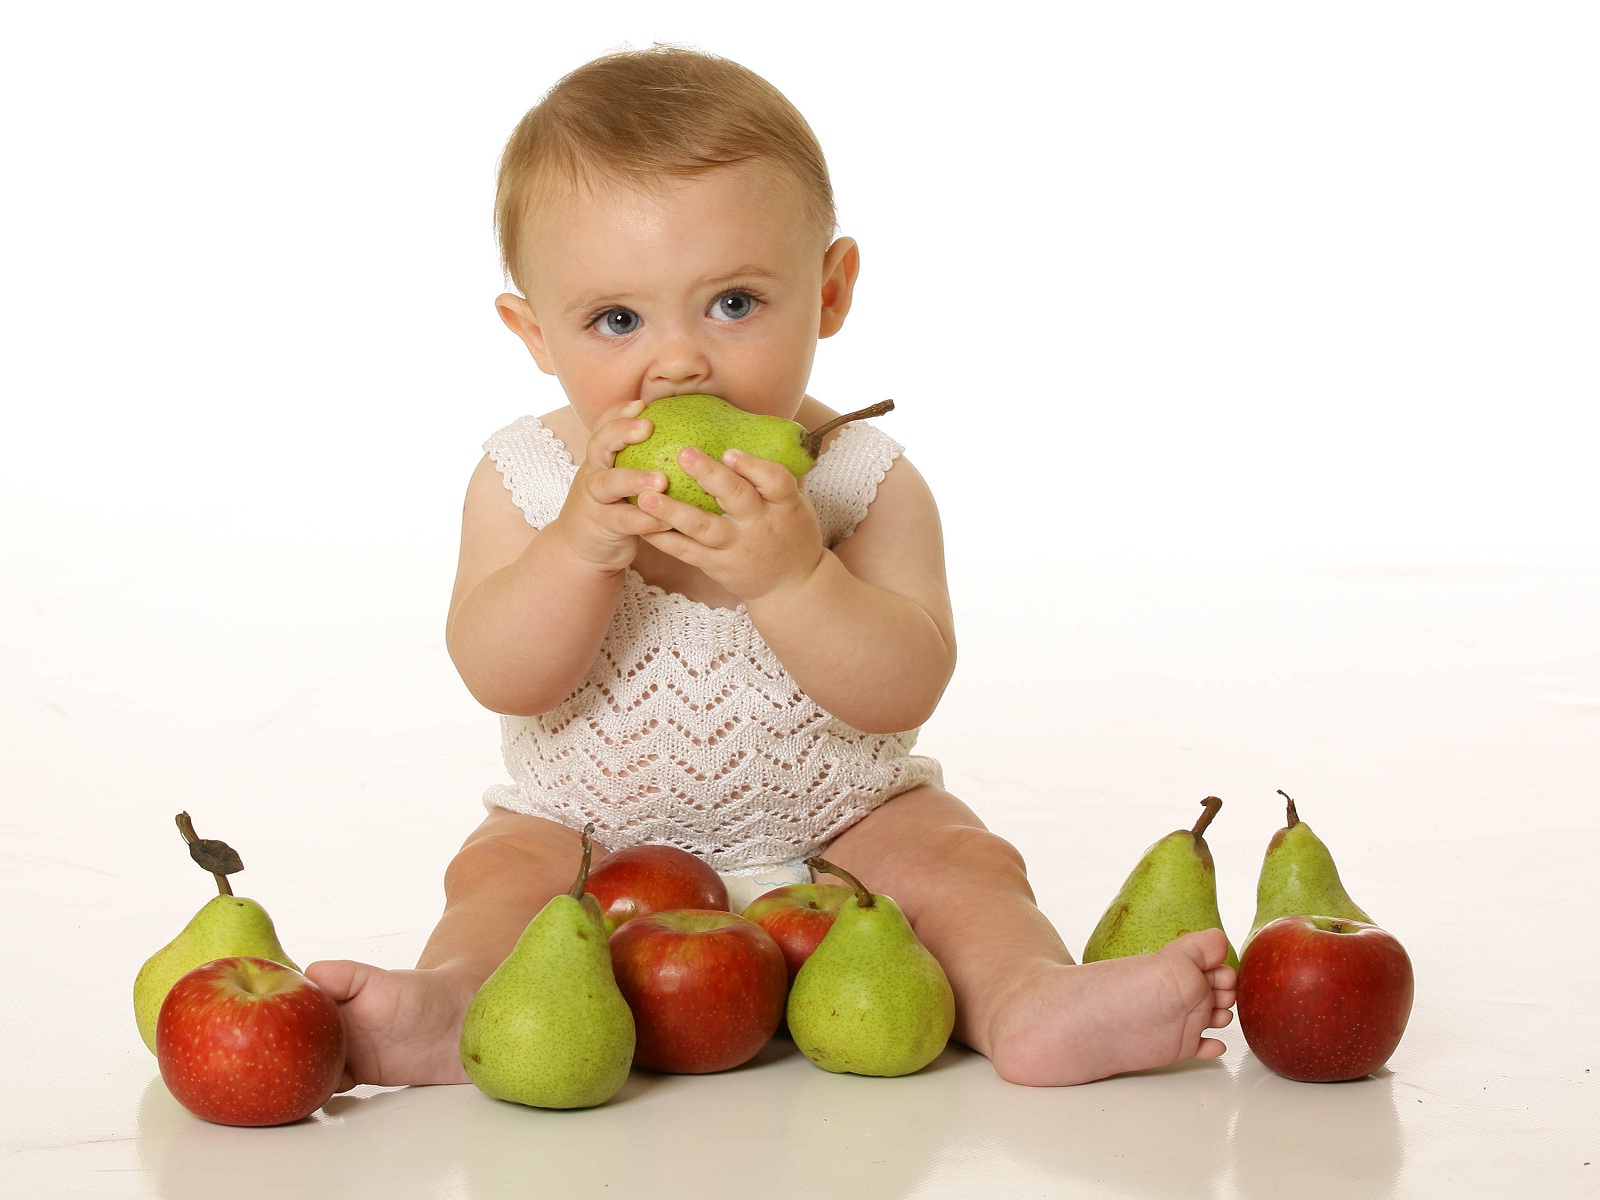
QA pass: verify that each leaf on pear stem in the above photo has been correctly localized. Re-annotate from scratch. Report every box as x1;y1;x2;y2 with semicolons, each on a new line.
174;811;243;895
188;839;244;877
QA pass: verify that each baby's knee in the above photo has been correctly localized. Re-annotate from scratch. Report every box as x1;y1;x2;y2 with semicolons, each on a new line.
442;817;586;899
918;821;1029;884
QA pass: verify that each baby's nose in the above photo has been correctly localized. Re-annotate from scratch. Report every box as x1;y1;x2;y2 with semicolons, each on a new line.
649;327;711;388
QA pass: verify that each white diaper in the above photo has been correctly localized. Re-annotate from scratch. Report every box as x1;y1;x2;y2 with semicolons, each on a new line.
719;858;813;913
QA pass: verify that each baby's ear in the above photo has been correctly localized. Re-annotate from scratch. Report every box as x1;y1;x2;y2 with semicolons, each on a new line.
496;293;556;375
818;237;860;339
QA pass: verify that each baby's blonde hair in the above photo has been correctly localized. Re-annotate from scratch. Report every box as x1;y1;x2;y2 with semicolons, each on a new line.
494;46;836;292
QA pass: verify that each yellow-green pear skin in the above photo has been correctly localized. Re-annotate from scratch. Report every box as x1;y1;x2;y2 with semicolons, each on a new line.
459;889;634;1109
133;895;299;1053
786;859;954;1078
1081;797;1239;971
615;395;894;515
1249;791;1373;941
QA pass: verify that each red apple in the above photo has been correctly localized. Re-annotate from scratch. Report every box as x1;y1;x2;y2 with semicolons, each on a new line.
608;909;787;1073
741;883;853;983
586;843;729;932
156;956;346;1126
1238;915;1414;1082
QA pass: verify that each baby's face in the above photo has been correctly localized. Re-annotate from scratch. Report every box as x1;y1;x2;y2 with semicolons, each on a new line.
515;160;837;430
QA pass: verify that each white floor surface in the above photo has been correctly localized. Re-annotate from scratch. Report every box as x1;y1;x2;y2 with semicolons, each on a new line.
4;541;1597;1199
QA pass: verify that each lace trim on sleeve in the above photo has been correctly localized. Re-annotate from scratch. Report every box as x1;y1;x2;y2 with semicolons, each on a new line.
483;416;574;530
804;422;903;546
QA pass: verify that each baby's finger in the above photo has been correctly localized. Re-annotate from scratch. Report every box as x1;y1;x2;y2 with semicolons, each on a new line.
670;445;758;515
599;396;652;426
586;408;655;469
721;447;801;506
639;525;703;564
587;464;669;506
608;502;672;537
637;487;733;548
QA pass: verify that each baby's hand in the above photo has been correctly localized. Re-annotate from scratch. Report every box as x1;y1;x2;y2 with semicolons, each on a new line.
552;401;671;571
638;445;823;601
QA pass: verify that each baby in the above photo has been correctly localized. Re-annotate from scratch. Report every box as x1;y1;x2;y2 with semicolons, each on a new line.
308;45;1234;1090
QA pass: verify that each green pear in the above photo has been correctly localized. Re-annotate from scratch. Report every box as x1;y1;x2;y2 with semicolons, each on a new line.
615;395;894;514
1081;796;1239;970
133;813;298;1053
786;857;954;1078
459;825;634;1108
1248;790;1374;941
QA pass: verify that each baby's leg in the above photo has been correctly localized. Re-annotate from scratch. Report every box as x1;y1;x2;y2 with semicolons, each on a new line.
818;786;1236;1086
307;809;588;1090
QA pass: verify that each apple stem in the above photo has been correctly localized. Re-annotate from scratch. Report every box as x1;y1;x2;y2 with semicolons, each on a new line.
805;856;875;909
174;811;241;896
569;823;596;900
800;400;895;460
1191;796;1223;839
1277;789;1300;829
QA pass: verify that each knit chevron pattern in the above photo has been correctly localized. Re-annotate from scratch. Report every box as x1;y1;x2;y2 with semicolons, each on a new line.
479;414;942;872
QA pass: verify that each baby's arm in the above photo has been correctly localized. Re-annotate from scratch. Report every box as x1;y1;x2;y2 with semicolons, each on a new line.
638;446;954;733
447;403;670;715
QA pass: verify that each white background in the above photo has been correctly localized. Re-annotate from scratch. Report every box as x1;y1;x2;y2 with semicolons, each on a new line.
5;2;1596;567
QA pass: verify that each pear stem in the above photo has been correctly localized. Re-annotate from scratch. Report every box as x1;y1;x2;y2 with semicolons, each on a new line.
1277;789;1300;829
175;811;236;896
569;823;596;900
800;399;895;460
1191;796;1223;839
804;856;875;909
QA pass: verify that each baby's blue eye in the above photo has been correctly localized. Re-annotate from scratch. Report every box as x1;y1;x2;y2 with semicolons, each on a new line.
710;291;759;321
593;308;640;337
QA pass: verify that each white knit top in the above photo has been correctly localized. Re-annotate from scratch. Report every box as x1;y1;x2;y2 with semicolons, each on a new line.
480;414;943;873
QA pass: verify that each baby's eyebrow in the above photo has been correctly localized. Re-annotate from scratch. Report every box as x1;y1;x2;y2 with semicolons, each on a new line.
703;265;781;289
564;291;635;317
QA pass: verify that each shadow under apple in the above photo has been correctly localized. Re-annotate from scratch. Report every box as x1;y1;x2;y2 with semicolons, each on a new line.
1229;1060;1405;1198
136;1074;466;1199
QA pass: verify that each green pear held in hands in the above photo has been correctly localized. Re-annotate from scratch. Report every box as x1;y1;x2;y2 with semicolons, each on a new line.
1081;796;1239;970
786;857;955;1078
133;812;299;1053
1248;790;1374;942
615;395;895;514
459;824;635;1109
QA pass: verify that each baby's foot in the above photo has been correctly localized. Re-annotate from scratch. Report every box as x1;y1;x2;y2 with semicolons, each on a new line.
986;929;1237;1086
305;960;478;1091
